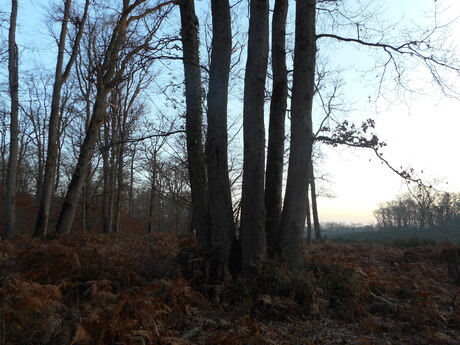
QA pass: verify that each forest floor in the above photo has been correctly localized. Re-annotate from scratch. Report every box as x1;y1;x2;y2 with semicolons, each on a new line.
1;233;459;345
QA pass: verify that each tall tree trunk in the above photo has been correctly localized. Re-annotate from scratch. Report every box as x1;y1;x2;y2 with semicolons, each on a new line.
113;143;124;233
81;172;92;233
306;191;312;246
240;0;269;273
309;159;322;241
5;0;19;240
102;127;112;233
265;0;288;257
207;0;234;278
179;0;210;248
34;0;89;238
36;135;44;200
54;0;153;234
128;148;135;216
147;161;156;234
56;88;110;234
279;0;316;270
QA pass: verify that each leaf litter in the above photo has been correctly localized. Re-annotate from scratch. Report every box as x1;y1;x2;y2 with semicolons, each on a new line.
0;234;459;344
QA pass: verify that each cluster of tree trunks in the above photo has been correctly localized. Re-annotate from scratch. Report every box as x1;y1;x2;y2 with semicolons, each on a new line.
179;0;317;272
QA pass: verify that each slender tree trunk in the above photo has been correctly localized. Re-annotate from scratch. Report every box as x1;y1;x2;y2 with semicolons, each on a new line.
1;134;7;188
113;143;124;233
5;0;19;239
240;0;269;273
157;178;163;233
309;159;322;241
279;0;316;270
265;0;288;257
81;183;87;233
54;109;64;193
207;0;235;278
55;0;146;234
81;172;92;233
56;88;110;234
306;191;312;246
128;149;135;216
102;128;111;233
36;138;44;200
147;153;157;234
179;0;210;248
34;0;89;238
147;163;156;234
108;129;117;233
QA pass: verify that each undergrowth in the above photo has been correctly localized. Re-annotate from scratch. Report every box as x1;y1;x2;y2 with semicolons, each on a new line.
1;235;459;345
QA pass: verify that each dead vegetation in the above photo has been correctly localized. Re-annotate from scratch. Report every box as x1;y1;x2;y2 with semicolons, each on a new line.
1;234;459;344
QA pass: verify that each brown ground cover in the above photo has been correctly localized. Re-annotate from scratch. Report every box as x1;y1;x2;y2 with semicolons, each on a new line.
1;234;459;344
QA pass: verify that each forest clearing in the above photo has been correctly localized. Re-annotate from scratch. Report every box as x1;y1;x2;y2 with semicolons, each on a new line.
1;233;459;345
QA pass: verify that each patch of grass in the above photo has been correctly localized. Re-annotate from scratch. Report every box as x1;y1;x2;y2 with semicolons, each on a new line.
390;237;437;247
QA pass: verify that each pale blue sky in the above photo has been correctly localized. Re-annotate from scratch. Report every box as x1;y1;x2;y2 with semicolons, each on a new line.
3;0;460;225
316;0;460;223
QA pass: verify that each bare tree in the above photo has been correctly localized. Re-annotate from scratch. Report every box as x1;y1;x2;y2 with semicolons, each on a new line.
5;0;19;239
206;0;235;279
179;0;210;247
56;0;174;235
279;0;316;270
34;0;90;238
240;0;269;273
265;0;288;257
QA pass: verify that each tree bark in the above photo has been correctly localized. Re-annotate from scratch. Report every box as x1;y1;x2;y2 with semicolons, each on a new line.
179;0;210;248
82;172;92;233
34;0;90;238
309;159;322;241
102;124;112;234
265;0;288;257
5;0;19;239
147;155;157;234
306;188;312;246
113;142;124;233
206;0;235;278
279;0;316;270
240;0;269;273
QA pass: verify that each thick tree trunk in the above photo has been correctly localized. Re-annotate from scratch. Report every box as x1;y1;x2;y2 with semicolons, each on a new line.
207;0;235;278
34;0;89;238
179;0;210;248
309;159;322;241
240;0;269;273
5;0;19;240
279;0;316;270
265;0;288;257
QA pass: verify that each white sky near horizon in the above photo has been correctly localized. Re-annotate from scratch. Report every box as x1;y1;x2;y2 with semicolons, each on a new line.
2;0;460;225
315;0;460;224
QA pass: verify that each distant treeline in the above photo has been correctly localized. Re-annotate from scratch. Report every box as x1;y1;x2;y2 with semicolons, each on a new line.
322;186;460;236
373;186;460;233
322;222;377;234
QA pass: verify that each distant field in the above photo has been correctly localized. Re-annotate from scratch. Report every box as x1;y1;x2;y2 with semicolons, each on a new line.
323;228;460;245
